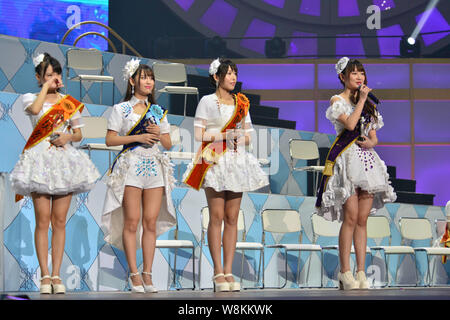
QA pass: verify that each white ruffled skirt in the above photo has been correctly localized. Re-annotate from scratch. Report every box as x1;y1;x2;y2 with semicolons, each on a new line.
316;143;396;222
183;149;269;193
10;140;100;196
101;146;176;251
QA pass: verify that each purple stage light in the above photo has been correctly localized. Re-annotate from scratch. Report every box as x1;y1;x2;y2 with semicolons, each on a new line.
377;24;403;58
415;8;450;46
375;145;412;179
338;0;360;17
262;0;285;8
413;64;450;89
174;0;195;11
375;100;411;143
318;64;341;89
415;146;450;206
372;0;395;10
364;64;410;89
414;100;450;142
200;0;238;36
241;19;276;54
336;34;365;58
237;64;314;90
288;31;318;58
318;100;336;135
299;0;320;16
261;100;315;131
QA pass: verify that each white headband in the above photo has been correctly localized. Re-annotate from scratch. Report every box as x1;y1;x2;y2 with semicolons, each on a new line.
32;53;45;67
335;56;349;74
123;58;141;80
209;58;221;76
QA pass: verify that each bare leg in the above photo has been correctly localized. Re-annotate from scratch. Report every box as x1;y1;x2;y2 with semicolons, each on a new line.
50;193;72;284
141;187;164;286
122;186;143;286
223;191;243;282
353;191;373;272
205;187;226;284
32;193;52;285
339;193;359;273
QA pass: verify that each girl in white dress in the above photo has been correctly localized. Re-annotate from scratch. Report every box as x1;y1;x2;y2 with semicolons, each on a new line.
102;59;176;293
316;57;396;290
10;53;100;294
183;58;269;291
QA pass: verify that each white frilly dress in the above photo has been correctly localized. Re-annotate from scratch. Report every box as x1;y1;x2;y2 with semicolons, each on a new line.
316;95;396;222
10;93;100;196
101;97;176;250
182;93;269;192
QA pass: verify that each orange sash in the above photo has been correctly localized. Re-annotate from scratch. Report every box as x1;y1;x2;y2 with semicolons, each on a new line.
15;94;84;201
184;93;250;190
441;227;450;263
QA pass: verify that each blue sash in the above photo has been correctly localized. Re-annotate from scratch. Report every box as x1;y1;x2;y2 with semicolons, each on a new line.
109;103;167;173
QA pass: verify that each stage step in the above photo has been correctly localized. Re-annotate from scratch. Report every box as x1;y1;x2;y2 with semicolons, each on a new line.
395;191;435;205
387;166;396;179
242;92;261;106
249;105;279;118
251;115;297;129
390;178;416;192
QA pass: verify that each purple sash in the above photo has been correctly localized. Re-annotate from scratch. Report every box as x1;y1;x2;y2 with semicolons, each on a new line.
315;113;371;208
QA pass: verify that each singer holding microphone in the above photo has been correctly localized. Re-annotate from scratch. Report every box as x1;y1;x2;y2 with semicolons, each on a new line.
315;57;396;290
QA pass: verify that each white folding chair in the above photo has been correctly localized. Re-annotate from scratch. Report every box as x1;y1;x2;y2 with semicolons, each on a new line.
198;207;264;290
400;217;450;287
66;48;114;105
288;139;324;196
369;216;417;287
78;116;122;167
153;62;199;116
262;209;322;289
311;214;371;287
155;213;196;290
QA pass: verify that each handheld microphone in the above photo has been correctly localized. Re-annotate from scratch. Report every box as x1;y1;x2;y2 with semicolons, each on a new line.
358;85;380;104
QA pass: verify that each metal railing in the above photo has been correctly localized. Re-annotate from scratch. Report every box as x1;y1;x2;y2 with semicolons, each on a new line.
61;21;142;57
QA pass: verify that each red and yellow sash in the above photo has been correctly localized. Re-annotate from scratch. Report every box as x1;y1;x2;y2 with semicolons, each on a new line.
184;93;250;190
15;94;84;201
441;227;450;263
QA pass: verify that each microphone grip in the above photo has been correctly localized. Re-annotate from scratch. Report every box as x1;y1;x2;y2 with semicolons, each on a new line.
358;85;380;104
368;92;379;104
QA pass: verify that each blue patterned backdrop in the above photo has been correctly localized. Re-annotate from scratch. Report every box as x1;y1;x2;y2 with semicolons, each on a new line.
0;35;448;292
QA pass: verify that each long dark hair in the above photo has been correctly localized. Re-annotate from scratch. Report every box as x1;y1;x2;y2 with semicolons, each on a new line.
209;58;238;89
35;53;62;91
339;59;377;122
124;64;156;104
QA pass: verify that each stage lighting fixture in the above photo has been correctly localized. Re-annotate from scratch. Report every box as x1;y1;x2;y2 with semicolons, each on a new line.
400;36;421;58
265;37;286;58
153;36;174;58
204;36;227;58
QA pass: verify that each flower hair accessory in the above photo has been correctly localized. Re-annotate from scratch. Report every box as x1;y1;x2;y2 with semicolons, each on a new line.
123;58;141;80
209;58;221;76
335;57;349;74
32;53;45;67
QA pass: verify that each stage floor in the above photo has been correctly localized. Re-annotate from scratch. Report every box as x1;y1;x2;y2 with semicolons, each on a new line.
4;287;450;300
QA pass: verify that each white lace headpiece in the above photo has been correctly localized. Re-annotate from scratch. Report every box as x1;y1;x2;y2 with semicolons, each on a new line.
209;58;221;76
32;53;45;67
335;57;349;74
123;58;141;80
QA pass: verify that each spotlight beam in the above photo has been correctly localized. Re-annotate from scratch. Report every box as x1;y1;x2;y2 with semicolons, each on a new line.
410;0;440;42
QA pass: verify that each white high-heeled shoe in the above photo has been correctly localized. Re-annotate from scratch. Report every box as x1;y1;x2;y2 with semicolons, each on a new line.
337;271;359;290
355;271;370;289
51;276;66;294
212;273;230;292
142;272;158;293
224;273;240;292
128;272;145;293
40;275;52;294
